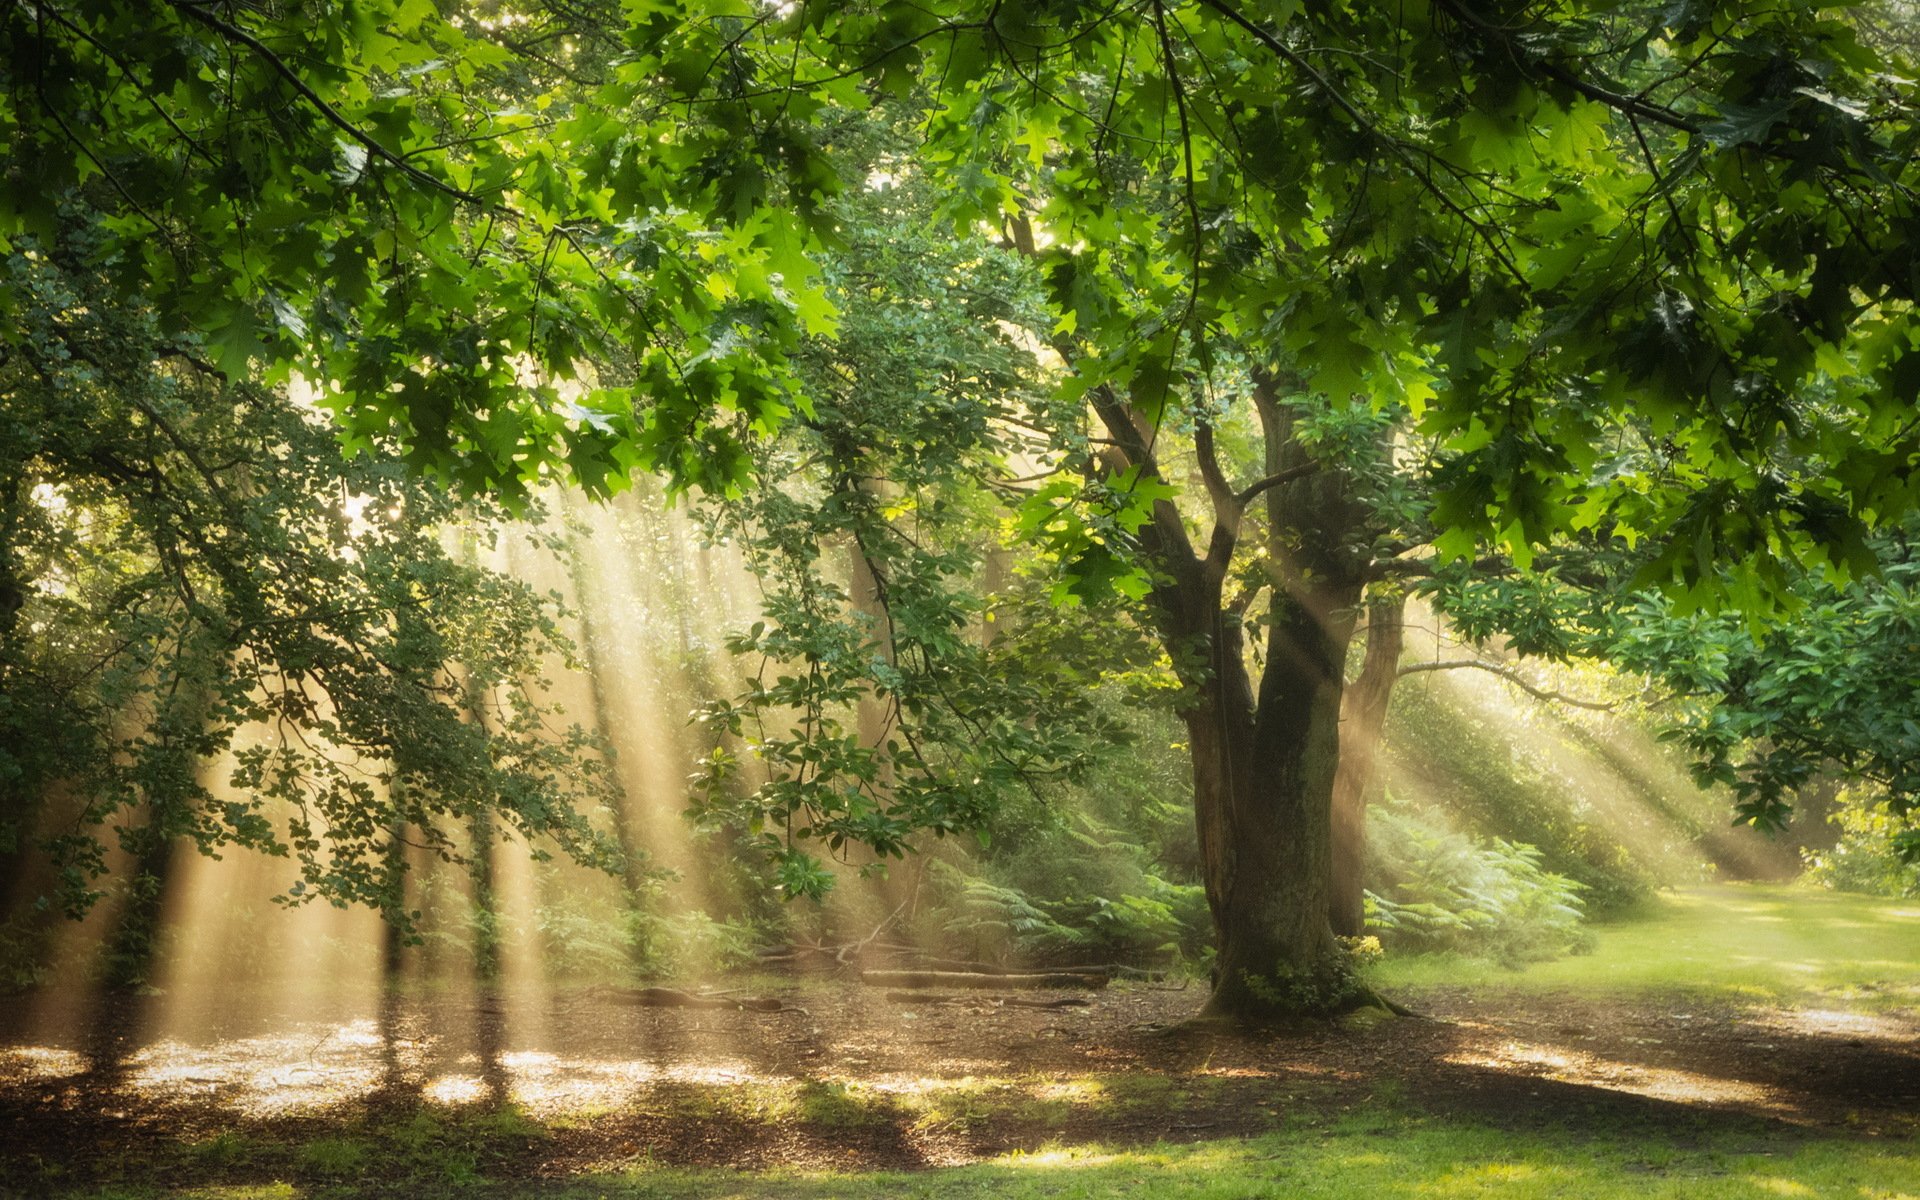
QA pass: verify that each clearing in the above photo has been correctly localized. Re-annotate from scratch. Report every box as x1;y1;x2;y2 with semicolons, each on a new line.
1;884;1915;1199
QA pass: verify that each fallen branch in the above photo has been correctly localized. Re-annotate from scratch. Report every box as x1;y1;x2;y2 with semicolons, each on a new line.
886;992;1092;1009
861;969;1110;991
591;986;785;1012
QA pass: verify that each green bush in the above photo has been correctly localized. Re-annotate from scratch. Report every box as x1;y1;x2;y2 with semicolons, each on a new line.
929;854;1210;966
1805;791;1920;898
1365;798;1592;965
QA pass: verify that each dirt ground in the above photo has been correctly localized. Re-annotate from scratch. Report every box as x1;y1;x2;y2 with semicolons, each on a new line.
1;977;1915;1187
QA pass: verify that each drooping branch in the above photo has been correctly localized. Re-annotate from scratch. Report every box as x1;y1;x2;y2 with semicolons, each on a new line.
1398;658;1614;711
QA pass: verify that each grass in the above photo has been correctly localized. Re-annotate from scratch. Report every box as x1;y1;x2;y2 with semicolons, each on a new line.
77;1118;1920;1200
1367;882;1920;1011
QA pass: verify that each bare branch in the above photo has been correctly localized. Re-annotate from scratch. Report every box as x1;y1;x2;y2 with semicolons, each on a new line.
1235;462;1318;506
1398;659;1614;711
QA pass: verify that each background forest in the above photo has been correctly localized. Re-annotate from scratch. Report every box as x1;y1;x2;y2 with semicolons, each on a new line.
5;0;1920;1008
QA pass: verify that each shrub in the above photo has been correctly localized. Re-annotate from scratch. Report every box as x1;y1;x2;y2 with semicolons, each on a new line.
1805;791;1920;898
1365;798;1592;965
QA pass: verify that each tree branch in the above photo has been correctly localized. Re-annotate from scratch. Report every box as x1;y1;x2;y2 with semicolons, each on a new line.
1235;461;1317;506
1430;0;1701;135
1192;418;1243;584
1398;659;1614;711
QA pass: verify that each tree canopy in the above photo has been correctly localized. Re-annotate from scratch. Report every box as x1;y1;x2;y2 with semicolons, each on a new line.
11;1;1920;581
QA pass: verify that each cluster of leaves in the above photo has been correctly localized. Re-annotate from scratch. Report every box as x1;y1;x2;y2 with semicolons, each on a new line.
929;815;1212;966
0;215;622;926
1365;798;1593;966
1619;563;1920;861
1438;521;1920;863
644;2;1920;600
18;2;1919;594
1;0;830;503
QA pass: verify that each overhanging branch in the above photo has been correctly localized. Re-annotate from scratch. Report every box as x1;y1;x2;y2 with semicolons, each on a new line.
165;0;485;205
1399;658;1614;711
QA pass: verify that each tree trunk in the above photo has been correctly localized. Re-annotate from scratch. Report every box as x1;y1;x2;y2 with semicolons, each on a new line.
1329;595;1406;937
1192;581;1366;1018
1081;359;1384;1021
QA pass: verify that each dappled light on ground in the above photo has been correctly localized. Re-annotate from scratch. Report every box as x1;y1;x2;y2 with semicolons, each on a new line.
1;884;1915;1194
1750;1007;1915;1041
1442;1039;1782;1113
0;1046;86;1082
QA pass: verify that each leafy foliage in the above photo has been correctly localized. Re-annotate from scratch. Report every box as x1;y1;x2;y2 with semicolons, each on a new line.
1439;524;1920;862
0;216;621;925
684;120;1158;895
1383;680;1658;913
1805;792;1920;898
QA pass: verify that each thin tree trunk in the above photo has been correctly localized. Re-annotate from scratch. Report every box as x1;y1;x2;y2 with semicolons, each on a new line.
460;672;503;982
1329;595;1405;937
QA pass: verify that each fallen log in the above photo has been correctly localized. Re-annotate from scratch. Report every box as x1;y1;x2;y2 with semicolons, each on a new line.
860;969;1109;991
905;958;1172;981
592;986;785;1011
886;992;1091;1009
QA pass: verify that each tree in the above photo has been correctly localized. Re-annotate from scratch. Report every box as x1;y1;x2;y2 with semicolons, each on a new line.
12;1;1920;1019
1440;520;1920;867
659;0;1920;1018
0;212;622;953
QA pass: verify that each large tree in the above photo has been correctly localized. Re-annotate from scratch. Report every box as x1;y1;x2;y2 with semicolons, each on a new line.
11;0;1920;1019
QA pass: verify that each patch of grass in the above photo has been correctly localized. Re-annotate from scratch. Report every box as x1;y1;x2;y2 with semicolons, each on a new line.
185;1131;259;1168
792;1080;892;1128
1369;883;1920;1012
295;1137;368;1176
94;1119;1920;1200
573;1121;1919;1200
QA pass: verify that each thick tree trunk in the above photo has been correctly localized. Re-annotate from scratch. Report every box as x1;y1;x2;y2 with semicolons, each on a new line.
1193;586;1366;1019
1329;596;1405;937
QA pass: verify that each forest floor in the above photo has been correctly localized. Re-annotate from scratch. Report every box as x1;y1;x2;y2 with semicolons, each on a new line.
0;884;1915;1199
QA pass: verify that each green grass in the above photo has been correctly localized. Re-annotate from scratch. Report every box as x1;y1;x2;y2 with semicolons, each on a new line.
92;1118;1920;1200
1369;883;1920;1011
